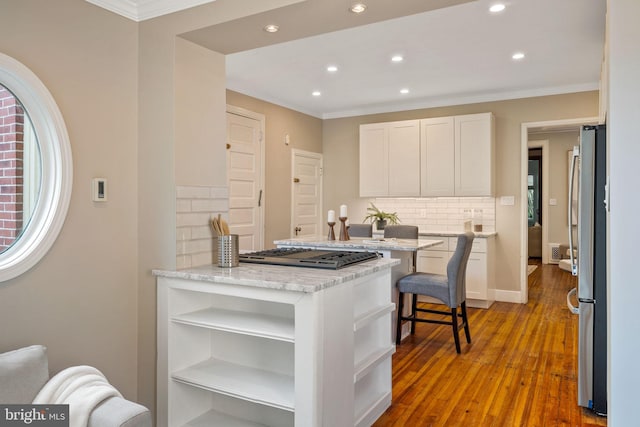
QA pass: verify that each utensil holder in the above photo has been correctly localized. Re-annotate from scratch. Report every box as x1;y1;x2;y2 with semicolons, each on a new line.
216;234;239;267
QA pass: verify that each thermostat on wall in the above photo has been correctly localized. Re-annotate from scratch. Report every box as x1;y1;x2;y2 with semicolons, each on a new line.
92;178;108;202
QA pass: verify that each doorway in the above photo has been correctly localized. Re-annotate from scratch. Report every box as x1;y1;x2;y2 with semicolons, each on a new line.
519;117;598;303
526;141;548;263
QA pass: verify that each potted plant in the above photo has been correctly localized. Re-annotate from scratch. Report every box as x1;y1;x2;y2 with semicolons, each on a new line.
363;203;400;230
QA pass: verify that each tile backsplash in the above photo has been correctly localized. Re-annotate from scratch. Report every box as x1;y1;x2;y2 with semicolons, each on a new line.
373;197;495;232
176;185;228;269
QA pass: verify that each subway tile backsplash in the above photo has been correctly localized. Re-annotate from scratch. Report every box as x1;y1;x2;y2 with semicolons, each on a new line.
176;185;228;269
373;197;495;232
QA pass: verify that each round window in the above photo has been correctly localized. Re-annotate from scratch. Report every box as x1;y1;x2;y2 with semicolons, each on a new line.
0;53;72;282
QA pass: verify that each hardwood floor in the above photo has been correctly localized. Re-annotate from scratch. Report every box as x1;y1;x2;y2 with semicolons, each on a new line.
374;261;607;427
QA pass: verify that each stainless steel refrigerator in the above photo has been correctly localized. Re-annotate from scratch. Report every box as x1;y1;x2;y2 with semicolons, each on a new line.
566;124;607;416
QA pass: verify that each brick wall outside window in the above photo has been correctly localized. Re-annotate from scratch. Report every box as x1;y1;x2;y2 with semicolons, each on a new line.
0;85;24;252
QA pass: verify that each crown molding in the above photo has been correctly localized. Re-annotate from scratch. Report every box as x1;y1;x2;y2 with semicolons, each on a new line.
86;0;216;21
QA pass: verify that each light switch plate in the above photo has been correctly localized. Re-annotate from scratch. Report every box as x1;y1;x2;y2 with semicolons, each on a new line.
92;178;107;202
549;198;557;206
500;196;515;206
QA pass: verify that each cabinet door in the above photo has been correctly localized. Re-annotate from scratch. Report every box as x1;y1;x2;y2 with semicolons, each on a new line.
465;252;487;300
420;117;455;196
417;249;451;275
454;113;494;196
359;124;389;197
388;120;420;196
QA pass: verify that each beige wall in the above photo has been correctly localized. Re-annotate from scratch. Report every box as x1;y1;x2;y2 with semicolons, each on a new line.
529;130;580;247
323;92;599;294
226;90;323;247
0;0;139;397
175;38;227;186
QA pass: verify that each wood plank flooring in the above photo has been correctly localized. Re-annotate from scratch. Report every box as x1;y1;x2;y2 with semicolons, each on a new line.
373;261;607;427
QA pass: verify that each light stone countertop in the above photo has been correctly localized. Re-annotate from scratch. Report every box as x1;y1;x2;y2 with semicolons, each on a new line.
274;236;443;251
371;230;497;238
153;257;400;293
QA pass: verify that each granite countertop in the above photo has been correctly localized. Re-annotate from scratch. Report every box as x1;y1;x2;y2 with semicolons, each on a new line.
274;236;443;251
372;230;497;238
153;257;400;293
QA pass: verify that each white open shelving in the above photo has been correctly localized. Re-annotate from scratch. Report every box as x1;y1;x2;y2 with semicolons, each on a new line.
157;266;395;427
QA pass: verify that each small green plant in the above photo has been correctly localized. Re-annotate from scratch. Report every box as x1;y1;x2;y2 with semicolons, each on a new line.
363;203;400;225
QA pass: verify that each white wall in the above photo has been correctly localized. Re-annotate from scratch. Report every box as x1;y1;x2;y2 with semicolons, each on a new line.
608;0;640;424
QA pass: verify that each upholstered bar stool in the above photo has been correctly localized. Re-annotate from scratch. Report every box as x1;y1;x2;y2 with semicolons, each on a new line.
383;225;418;239
396;232;475;353
348;223;373;237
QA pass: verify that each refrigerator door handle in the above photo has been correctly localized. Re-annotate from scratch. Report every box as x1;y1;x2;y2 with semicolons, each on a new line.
568;146;579;276
567;287;579;314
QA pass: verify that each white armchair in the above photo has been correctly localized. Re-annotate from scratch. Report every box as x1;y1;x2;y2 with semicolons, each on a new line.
0;345;151;427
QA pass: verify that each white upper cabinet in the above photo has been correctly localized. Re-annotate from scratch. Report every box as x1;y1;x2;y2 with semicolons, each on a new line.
361;113;494;198
454;113;495;196
420;112;495;197
360;120;420;197
420;116;455;197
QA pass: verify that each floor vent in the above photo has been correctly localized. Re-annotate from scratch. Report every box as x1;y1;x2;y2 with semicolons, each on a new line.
549;243;561;264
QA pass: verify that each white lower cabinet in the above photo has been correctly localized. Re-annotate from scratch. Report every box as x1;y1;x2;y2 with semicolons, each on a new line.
417;236;495;308
157;268;394;427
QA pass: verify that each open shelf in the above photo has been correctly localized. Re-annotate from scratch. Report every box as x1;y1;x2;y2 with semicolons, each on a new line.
354;389;391;427
183;408;292;427
172;358;295;412
172;307;294;342
354;345;395;383
354;303;395;331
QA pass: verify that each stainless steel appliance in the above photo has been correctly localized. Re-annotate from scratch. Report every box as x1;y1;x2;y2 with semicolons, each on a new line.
566;125;607;415
239;248;380;269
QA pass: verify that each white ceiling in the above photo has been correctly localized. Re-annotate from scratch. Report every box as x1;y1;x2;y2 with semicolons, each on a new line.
88;0;606;120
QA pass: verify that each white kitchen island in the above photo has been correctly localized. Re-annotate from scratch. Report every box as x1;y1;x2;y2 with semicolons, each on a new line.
154;256;399;427
274;236;443;340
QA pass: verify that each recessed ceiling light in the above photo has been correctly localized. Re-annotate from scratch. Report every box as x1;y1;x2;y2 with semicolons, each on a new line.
400;88;410;94
263;24;279;33
489;4;506;13
512;52;525;60
312;91;321;97
350;3;367;14
391;55;404;63
327;65;338;73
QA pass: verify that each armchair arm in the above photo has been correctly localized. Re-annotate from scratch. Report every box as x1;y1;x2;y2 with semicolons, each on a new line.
89;396;152;427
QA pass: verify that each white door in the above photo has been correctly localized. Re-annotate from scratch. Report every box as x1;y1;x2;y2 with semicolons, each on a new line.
227;110;264;251
291;150;323;237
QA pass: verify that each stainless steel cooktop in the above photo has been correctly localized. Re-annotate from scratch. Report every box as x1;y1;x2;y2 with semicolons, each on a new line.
239;248;380;270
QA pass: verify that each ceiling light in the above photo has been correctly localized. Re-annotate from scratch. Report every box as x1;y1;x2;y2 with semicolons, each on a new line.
489;4;506;13
350;3;367;14
263;24;279;33
400;88;410;94
391;55;404;63
327;65;338;73
512;52;525;60
312;91;321;97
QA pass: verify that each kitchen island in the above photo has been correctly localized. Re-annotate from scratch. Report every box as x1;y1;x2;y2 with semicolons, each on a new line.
274;236;443;339
154;256;399;427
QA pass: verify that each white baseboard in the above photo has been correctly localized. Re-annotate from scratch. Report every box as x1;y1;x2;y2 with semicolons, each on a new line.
494;289;524;304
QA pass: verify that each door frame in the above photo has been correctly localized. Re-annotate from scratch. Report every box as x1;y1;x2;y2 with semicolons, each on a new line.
226;104;266;249
519;117;598;303
290;149;323;238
